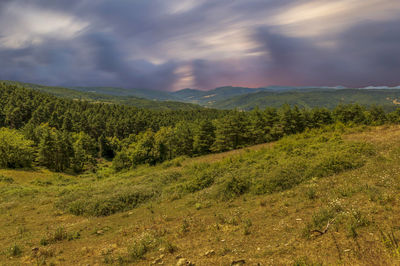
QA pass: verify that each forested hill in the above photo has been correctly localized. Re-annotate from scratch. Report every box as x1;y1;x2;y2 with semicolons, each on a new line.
0;80;202;110
211;88;400;110
69;85;400;111
6;80;400;111
70;86;175;101
0;82;225;138
1;80;399;174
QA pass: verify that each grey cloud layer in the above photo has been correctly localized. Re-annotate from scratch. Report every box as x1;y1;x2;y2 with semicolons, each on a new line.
0;0;399;90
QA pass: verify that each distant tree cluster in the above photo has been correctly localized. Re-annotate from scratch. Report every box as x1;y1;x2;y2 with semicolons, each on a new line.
0;82;395;172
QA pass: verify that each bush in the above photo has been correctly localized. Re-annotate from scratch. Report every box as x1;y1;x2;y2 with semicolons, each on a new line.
0;174;14;183
8;244;22;257
112;149;132;171
305;187;317;200
265;161;307;193
0;128;34;168
57;187;158;217
250;132;374;197
219;175;250;200
128;233;162;261
40;227;80;245
181;163;219;193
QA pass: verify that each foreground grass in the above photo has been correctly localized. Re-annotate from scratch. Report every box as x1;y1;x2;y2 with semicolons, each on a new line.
0;125;400;265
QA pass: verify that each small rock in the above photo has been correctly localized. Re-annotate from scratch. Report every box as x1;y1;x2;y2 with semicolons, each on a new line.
177;258;187;266
204;250;215;257
96;230;104;235
176;258;195;266
231;259;246;265
257;247;260;251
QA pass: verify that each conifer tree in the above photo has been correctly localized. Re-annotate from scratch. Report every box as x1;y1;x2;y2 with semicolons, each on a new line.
194;120;215;155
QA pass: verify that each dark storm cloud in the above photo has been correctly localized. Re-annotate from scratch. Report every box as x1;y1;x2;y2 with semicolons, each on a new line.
254;19;400;87
0;0;399;90
0;0;181;89
0;32;178;89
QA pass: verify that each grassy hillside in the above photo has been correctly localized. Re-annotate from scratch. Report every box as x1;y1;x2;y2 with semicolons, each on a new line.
213;88;400;110
0;81;202;110
1;125;400;265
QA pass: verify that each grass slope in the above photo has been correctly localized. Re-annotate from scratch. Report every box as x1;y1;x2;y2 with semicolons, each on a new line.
0;80;202;110
1;125;400;264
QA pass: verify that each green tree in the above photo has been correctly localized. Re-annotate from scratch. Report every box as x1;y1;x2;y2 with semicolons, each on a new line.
333;104;366;124
0;128;34;168
369;106;386;125
194;120;215;155
37;124;73;172
154;126;175;161
71;132;97;173
173;121;194;156
212;111;246;152
279;105;304;135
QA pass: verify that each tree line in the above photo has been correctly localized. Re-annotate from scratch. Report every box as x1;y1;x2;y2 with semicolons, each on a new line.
0;82;397;173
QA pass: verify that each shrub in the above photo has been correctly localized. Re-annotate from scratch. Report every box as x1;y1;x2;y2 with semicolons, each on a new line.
161;156;188;168
184;171;215;193
40;227;80;246
8;244;22;257
219;175;250;200
265;161;307;192
303;207;337;238
182;163;219;193
128;233;162;261
57;187;158;217
163;240;178;254
112;149;132;171
243;219;252;235
0;174;14;183
305;187;317;200
161;171;182;184
53;227;68;241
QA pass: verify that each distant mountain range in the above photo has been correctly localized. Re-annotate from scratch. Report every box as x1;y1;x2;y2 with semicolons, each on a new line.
71;85;347;106
0;81;202;110
73;85;400;110
3;80;400;110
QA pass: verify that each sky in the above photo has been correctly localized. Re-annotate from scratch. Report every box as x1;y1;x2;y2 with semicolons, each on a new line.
0;0;399;91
